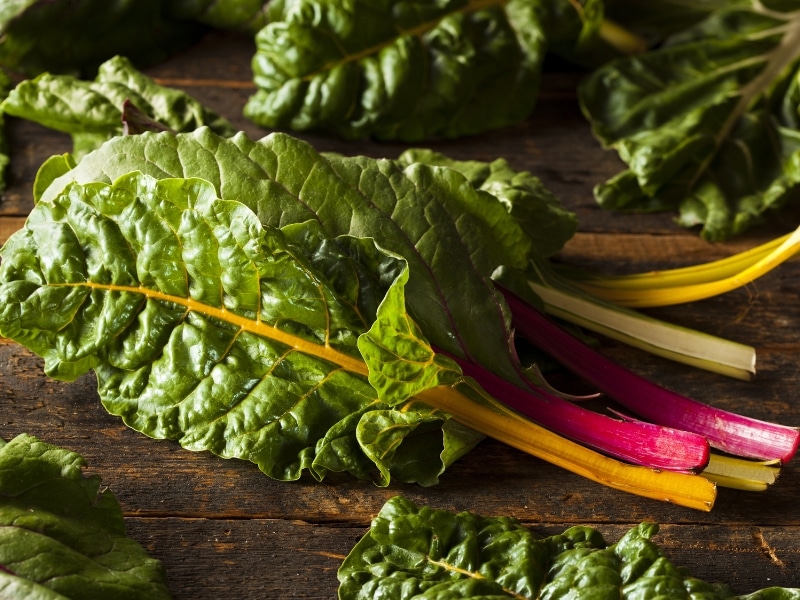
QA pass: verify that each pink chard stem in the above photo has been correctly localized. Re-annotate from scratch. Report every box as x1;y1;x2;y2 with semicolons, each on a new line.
452;356;710;472
502;289;800;463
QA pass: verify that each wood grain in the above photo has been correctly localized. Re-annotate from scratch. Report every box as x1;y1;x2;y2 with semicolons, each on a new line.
1;29;799;599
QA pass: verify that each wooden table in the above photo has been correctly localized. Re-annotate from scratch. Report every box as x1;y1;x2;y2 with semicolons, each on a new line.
2;31;799;598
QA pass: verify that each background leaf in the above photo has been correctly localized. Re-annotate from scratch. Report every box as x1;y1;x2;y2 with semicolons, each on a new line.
244;0;552;141
0;433;171;599
580;2;800;240
338;496;800;599
1;56;235;159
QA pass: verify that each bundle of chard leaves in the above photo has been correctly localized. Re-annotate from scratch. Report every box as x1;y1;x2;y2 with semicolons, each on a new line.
338;496;800;599
0;125;798;512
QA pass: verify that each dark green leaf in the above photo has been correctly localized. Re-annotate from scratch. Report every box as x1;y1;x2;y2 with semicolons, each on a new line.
580;2;800;240
244;0;602;141
338;496;800;600
0;1;205;76
0;172;477;485
0;433;171;599
183;0;270;34
1;56;235;159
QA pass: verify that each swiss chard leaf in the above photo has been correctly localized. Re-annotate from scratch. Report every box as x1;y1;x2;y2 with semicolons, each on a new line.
0;0;206;77
0;172;479;485
338;496;800;599
0;433;171;599
580;1;800;240
37;128;549;387
243;0;603;141
1;56;235;160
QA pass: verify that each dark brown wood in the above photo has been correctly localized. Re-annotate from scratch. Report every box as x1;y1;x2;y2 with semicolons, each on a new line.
1;29;799;599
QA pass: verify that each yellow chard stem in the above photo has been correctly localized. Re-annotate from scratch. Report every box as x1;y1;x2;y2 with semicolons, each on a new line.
569;226;800;308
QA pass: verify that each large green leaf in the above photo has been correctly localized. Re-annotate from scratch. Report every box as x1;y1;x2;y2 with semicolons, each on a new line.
580;1;800;240
0;433;171;599
0;172;479;485
338;496;800;599
37;128;542;386
244;0;603;141
1;55;235;159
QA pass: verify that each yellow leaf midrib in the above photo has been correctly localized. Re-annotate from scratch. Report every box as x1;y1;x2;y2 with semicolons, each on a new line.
61;281;370;376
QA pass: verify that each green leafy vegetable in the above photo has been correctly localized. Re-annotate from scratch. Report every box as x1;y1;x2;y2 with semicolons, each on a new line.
338;496;800;599
6;130;729;509
185;0;270;34
244;0;603;141
0;0;205;76
0;0;270;77
0;171;482;486
23;128;798;504
0;433;171;599
580;1;800;240
1;56;235;159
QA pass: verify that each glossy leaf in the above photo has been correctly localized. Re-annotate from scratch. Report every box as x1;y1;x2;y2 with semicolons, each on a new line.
580;1;800;240
0;172;478;485
0;433;171;599
1;56;235;159
38;128;544;387
338;496;800;599
244;0;603;141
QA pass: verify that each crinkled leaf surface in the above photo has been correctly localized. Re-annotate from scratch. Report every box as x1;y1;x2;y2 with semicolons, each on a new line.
1;55;235;159
394;148;578;258
38;128;542;387
580;1;800;240
244;0;602;141
338;496;800;600
0;433;171;600
0;172;479;485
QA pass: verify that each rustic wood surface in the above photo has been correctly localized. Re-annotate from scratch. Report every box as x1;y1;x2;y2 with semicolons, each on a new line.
2;30;800;598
